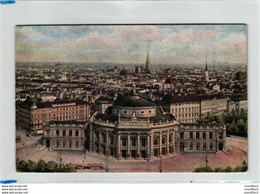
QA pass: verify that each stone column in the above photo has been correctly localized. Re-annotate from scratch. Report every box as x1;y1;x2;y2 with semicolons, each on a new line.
98;131;101;154
127;134;131;159
116;133;121;159
146;134;150;158
137;134;141;158
150;133;154;157
166;131;169;155
89;128;93;151
159;132;162;156
172;131;175;153
200;132;203;142
105;132;109;156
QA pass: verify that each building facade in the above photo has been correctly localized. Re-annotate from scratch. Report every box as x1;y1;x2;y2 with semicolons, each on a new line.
41;121;87;151
163;93;228;123
177;123;226;152
87;91;226;160
16;99;90;134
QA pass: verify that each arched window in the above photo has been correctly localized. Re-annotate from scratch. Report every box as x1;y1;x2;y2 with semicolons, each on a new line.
203;132;206;139
196;142;200;150
196;132;200;139
56;140;59;147
69;130;72;136
75;130;79;137
210;142;213;149
162;136;165;144
180;132;184;139
63;130;66;136
209;132;213;139
203;142;206;149
56;130;60;136
190;132;193;139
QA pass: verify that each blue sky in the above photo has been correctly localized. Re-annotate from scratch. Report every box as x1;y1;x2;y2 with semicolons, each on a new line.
16;25;247;64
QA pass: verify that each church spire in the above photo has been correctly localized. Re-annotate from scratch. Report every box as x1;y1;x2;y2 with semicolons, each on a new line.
145;45;151;73
205;61;209;82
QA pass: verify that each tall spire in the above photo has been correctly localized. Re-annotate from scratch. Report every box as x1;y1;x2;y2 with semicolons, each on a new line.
145;44;151;73
205;61;209;82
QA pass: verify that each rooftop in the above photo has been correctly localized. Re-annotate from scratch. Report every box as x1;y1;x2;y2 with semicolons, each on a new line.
113;91;155;107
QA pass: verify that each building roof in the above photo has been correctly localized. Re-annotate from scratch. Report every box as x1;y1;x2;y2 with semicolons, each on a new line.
94;106;175;124
48;120;86;125
163;93;226;104
113;91;155;107
19;99;89;109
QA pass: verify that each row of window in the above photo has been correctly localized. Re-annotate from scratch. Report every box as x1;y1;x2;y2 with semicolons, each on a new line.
172;107;199;113
188;142;214;150
121;138;146;147
55;139;81;147
56;130;80;137
32;115;86;124
115;110;153;114
180;132;214;140
175;113;199;118
32;110;87;119
32;106;88;114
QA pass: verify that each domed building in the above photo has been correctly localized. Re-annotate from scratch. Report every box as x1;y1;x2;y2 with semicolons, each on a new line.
87;90;226;160
88;90;180;160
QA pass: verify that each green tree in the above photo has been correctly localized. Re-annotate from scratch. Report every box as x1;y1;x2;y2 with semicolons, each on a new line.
27;160;37;172
16;160;29;172
46;161;58;172
225;167;232;172
119;69;127;76
194;167;214;172
35;159;47;172
206;112;214;121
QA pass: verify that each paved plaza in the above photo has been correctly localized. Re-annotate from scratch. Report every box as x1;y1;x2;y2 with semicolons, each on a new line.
16;131;248;172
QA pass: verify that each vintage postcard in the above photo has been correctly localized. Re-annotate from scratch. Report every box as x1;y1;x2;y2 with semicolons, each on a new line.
15;25;247;172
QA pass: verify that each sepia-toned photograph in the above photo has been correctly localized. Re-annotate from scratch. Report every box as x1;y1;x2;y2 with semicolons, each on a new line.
15;24;247;173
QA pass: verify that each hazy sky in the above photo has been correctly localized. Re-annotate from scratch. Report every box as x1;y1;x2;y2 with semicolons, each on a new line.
16;25;247;64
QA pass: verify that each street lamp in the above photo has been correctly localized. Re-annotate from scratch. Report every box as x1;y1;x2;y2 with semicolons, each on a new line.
204;145;208;167
159;156;162;172
58;151;62;170
106;153;109;172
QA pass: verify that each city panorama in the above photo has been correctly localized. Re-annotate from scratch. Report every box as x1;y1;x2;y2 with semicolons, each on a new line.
15;25;247;173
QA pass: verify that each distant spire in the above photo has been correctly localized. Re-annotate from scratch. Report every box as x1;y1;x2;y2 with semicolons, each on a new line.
145;44;151;73
205;61;208;71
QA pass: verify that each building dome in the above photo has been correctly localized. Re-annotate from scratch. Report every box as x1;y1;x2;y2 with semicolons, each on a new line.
113;91;155;107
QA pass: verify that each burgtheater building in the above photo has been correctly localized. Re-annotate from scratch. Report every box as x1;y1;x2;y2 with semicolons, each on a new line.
88;90;226;160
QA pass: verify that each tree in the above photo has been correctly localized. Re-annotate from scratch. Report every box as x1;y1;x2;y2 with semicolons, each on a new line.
119;69;127;76
206;112;214;121
27;160;36;172
16;160;76;172
46;161;58;172
224;167;232;172
194;167;214;172
35;159;47;172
